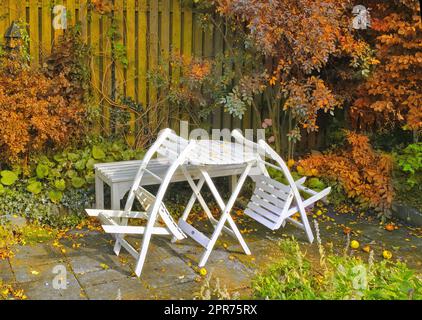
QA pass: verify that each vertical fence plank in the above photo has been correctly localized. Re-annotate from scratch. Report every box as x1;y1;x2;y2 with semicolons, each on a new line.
181;2;192;124
126;0;136;144
11;1;25;22
192;11;202;58
52;0;64;45
102;12;112;136
203;18;213;131
29;0;39;66
79;0;88;42
137;0;148;108
171;0;181;131
221;23;232;132
211;15;223;131
149;0;159;131
160;0;170;129
65;0;75;26
0;0;9;45
41;0;52;59
91;9;102;133
7;0;15;23
115;0;125;98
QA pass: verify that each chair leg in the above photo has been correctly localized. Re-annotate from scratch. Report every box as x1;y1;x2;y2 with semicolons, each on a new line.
134;217;156;277
111;185;124;255
298;206;314;243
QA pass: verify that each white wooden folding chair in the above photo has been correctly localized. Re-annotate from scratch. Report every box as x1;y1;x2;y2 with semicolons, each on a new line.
86;128;194;277
231;130;331;243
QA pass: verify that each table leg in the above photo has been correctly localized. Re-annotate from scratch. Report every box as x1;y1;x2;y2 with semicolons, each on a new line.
229;175;238;193
172;175;207;243
181;168;236;237
111;185;121;210
198;165;252;267
95;174;104;209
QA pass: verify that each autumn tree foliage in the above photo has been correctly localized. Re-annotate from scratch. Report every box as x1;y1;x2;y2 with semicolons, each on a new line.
351;0;421;140
298;132;394;217
0;55;85;165
214;0;377;155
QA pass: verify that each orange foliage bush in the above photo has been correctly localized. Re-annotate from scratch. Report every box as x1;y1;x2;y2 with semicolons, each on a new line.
0;56;85;164
350;0;421;134
298;132;394;217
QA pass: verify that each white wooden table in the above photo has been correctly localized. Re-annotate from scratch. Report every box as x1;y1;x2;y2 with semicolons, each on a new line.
94;158;247;211
176;140;258;266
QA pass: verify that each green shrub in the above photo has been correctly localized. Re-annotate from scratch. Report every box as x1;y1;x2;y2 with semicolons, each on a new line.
395;143;422;188
0;138;144;228
252;238;422;300
393;143;422;210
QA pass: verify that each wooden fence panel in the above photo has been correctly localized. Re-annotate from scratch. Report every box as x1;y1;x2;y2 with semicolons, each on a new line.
0;0;326;151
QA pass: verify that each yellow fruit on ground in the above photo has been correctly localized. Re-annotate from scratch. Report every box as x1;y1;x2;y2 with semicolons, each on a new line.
199;268;207;276
316;210;323;216
382;250;392;260
385;224;395;232
350;240;360;249
362;245;371;253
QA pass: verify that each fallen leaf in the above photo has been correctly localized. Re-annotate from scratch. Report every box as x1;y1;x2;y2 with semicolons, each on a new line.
100;263;109;270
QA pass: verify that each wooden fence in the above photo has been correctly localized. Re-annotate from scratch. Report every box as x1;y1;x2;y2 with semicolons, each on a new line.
0;0;327;151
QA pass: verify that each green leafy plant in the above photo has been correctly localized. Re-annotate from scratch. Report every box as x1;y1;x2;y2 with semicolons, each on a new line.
393;143;422;210
0;138;144;227
395;143;422;188
252;238;422;300
1;171;18;186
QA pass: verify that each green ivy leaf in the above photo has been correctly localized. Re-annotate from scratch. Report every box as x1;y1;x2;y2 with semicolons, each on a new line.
71;176;85;189
67;152;80;162
86;158;97;170
307;177;326;191
66;170;78;179
27;181;42;194
48;190;63;203
92;146;106;160
53;153;66;163
1;170;18;186
74;159;87;171
54;179;66;191
85;172;95;184
36;164;50;179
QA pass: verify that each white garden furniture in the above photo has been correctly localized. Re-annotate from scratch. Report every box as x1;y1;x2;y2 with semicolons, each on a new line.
86;129;191;276
231;130;331;243
86;128;331;277
86;129;253;276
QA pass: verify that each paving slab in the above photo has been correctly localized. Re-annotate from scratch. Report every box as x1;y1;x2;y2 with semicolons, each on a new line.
12;261;68;284
19;271;84;300
77;268;134;288
67;253;131;275
149;280;200;300
0;259;15;283
10;243;64;267
83;277;152;300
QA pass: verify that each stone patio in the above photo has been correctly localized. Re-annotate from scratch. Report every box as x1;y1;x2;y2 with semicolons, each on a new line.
1;208;421;300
